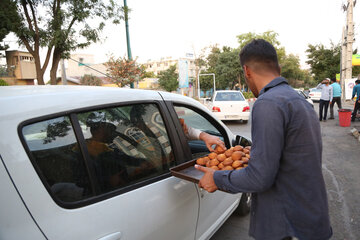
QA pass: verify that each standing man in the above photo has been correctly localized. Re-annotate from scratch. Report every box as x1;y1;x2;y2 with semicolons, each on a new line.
351;79;360;122
317;78;333;121
329;78;342;119
195;39;332;240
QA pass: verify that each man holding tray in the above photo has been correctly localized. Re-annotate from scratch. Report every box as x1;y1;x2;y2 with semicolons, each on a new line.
195;39;332;240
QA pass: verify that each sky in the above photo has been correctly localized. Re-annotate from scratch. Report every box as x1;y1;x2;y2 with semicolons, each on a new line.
2;0;360;79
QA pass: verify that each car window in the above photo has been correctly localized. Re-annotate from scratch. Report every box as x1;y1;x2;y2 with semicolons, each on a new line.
22;103;175;205
215;92;245;101
76;104;175;193
174;105;225;159
22;117;94;203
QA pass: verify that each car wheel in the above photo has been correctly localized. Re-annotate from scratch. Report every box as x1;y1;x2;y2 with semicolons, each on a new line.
236;192;251;216
242;120;248;124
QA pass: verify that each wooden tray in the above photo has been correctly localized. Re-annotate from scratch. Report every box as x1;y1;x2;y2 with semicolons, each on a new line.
170;159;203;184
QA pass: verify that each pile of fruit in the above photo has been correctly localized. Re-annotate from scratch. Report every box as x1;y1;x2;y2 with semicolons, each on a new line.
196;145;251;170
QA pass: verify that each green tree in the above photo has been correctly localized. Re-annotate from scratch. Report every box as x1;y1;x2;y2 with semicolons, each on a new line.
106;56;142;87
140;65;156;79
158;65;178;92
305;43;340;82
215;47;242;90
80;74;102;86
0;79;9;86
2;0;122;85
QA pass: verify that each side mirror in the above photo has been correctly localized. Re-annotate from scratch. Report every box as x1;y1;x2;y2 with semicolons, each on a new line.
233;135;252;147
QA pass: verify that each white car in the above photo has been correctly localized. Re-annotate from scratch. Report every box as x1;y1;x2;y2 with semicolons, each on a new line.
294;89;314;108
0;86;251;240
308;88;321;101
207;90;250;123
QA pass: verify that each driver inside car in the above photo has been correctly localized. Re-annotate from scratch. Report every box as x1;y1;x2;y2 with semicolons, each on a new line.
75;112;155;192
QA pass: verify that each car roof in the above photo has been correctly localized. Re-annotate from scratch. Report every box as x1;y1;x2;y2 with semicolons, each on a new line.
214;90;241;93
0;86;166;121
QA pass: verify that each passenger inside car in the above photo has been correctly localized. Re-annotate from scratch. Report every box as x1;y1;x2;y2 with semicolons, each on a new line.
79;112;156;192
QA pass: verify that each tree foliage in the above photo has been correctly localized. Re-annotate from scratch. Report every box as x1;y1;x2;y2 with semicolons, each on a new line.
306;43;360;82
140;65;156;78
158;65;178;92
1;0;123;85
305;43;341;81
0;79;9;86
80;74;102;86
106;56;142;87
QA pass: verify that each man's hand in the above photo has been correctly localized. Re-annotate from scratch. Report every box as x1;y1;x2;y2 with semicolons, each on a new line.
179;118;188;135
199;132;226;152
195;164;218;193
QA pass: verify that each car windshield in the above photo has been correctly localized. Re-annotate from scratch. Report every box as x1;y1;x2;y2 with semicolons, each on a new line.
215;92;245;101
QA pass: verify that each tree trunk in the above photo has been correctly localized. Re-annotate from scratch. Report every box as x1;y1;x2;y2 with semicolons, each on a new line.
50;49;61;85
33;53;45;85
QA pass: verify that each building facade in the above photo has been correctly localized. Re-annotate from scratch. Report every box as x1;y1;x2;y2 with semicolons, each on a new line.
1;51;36;85
143;56;197;80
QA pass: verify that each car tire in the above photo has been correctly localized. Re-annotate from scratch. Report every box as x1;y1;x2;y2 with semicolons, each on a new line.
242;120;248;124
236;192;251;216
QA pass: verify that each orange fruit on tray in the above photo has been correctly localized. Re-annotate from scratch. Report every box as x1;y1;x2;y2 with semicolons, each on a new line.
215;145;226;154
217;154;226;162
208;152;217;159
195;145;251;171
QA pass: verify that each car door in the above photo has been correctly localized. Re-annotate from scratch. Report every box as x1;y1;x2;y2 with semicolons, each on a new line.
7;101;199;240
166;102;242;240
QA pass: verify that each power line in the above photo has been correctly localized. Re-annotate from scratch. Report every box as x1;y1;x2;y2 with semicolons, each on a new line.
68;57;119;82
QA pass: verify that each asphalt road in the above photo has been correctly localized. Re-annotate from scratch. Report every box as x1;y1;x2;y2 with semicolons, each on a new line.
211;101;360;240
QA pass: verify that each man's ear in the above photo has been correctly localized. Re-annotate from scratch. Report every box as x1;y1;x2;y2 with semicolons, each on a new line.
243;65;252;79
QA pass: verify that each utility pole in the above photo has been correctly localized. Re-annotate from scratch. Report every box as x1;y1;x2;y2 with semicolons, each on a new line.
124;0;134;88
61;59;67;85
341;0;356;99
341;26;346;100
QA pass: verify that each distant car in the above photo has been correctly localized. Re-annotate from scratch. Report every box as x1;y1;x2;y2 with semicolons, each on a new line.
207;90;250;123
294;89;314;107
308;88;321;101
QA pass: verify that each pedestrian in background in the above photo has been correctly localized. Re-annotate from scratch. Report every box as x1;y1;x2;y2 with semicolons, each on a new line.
195;39;332;240
317;78;333;121
329;78;342;119
351;79;360;122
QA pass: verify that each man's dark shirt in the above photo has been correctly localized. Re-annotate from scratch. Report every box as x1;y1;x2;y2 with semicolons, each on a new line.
213;77;332;240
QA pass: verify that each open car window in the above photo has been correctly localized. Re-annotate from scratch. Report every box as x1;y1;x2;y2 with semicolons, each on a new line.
174;105;224;159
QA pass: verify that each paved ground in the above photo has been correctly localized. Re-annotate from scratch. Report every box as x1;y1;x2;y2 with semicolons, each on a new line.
211;101;360;240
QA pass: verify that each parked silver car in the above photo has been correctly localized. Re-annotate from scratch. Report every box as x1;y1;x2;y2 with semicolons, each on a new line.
0;86;251;240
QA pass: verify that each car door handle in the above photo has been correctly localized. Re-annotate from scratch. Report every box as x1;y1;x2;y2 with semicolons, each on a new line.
97;232;122;240
199;187;205;198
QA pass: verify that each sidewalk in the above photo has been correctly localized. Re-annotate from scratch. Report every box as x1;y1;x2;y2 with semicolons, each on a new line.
315;101;360;239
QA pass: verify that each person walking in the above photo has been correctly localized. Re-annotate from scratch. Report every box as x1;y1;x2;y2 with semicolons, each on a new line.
329;78;342;119
351;79;360;122
195;39;332;240
317;78;333;121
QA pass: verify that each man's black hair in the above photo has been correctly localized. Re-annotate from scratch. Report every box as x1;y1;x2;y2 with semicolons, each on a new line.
239;39;280;74
330;78;336;83
356;79;360;84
